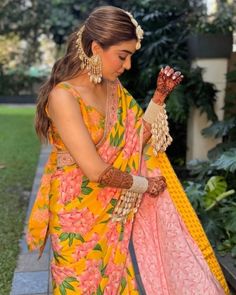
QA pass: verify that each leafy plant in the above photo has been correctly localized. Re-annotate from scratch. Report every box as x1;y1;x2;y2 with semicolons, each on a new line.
188;0;236;34
202;118;236;139
204;176;235;211
211;148;236;173
185;68;236;257
0;66;44;95
184;176;236;251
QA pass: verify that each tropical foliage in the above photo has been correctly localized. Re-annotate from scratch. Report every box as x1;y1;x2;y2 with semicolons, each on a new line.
184;69;236;257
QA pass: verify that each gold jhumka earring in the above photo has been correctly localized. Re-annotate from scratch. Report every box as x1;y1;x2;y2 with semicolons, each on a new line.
76;25;102;84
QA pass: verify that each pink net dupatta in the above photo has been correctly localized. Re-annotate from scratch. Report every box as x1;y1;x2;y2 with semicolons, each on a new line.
131;158;225;295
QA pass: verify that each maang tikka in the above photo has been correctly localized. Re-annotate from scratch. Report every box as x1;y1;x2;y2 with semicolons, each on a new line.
76;25;102;84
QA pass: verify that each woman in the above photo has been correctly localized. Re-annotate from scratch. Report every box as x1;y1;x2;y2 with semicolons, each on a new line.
27;6;229;295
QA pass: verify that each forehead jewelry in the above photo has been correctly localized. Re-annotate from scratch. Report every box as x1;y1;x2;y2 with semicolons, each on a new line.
75;25;102;84
124;11;144;50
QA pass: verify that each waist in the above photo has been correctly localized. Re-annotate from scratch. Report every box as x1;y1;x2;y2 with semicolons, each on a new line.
56;150;76;168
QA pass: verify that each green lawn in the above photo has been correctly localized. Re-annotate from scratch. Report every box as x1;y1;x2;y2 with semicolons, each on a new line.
0;105;40;294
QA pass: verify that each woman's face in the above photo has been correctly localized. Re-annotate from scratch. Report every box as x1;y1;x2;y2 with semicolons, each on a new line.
95;39;137;81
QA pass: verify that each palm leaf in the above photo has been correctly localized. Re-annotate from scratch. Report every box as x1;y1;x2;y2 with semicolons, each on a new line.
211;148;236;173
202;118;236;138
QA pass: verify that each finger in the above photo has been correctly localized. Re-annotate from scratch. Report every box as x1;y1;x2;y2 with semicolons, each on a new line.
157;182;166;192
164;65;171;74
156;180;165;187
174;71;181;76
159;182;167;191
172;71;181;80
175;75;184;84
158;178;166;184
158;176;166;182
159;187;165;193
166;68;174;77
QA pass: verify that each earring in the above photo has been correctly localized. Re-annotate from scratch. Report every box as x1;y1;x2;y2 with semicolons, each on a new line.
76;25;102;84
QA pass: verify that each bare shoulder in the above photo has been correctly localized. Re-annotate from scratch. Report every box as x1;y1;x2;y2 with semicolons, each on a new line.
48;84;80;117
49;83;73;100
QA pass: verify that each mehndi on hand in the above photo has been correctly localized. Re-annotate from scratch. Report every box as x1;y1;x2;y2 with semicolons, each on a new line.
146;176;167;197
153;65;184;105
98;166;166;197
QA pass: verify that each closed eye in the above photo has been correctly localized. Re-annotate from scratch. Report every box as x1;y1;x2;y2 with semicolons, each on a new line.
119;56;126;61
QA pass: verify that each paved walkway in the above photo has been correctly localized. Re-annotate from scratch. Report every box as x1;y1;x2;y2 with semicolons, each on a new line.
11;145;52;295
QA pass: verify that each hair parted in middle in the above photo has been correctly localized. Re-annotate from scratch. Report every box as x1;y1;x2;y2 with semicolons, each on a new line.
35;5;140;141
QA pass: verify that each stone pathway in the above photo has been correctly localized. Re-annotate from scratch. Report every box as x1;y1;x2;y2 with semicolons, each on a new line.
11;145;52;295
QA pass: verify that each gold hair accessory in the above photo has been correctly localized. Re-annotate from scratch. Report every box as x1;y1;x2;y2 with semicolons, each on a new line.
76;25;102;84
125;11;144;50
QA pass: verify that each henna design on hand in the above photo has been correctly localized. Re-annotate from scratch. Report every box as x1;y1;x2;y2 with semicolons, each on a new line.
153;65;184;104
147;176;167;197
98;166;133;189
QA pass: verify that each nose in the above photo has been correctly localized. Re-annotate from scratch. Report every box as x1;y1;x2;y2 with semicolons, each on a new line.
123;56;131;70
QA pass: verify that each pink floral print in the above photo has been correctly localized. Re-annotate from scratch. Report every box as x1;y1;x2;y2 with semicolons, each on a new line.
51;234;62;254
59;169;83;205
97;187;118;207
105;259;124;295
72;233;99;261
78;259;102;294
106;222;120;246
51;263;77;285
58;208;95;235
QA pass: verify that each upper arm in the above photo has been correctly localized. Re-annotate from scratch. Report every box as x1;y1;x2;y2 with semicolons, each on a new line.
47;87;109;181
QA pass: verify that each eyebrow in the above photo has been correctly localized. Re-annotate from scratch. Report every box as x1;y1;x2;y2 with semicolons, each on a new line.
120;49;134;55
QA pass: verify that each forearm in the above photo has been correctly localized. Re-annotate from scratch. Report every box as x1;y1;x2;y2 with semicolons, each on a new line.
142;119;152;146
142;98;172;155
142;96;164;147
98;165;166;196
98;165;147;193
142;65;183;152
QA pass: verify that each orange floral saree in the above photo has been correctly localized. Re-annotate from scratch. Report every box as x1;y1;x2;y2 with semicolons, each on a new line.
27;80;229;294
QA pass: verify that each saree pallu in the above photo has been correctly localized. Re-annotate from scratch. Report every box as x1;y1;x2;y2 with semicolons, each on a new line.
27;80;229;295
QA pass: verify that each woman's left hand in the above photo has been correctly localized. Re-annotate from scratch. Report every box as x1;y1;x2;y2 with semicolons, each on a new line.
153;65;184;105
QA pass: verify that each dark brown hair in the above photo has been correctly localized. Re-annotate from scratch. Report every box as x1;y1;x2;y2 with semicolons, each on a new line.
35;6;137;141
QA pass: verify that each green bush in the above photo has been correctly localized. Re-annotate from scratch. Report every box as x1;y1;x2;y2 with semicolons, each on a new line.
184;70;236;257
0;65;45;95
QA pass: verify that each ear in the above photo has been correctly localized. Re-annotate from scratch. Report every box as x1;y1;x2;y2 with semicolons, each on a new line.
91;41;103;55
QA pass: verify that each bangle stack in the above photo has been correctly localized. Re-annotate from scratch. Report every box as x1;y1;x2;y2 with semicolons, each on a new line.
111;175;148;222
143;100;172;156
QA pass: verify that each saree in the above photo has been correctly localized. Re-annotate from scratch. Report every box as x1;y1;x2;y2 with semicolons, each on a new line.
27;80;229;295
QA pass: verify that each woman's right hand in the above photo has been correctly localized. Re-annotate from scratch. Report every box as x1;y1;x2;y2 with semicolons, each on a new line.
147;176;167;197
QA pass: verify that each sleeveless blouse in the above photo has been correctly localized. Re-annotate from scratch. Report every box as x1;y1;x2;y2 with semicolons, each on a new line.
46;82;105;151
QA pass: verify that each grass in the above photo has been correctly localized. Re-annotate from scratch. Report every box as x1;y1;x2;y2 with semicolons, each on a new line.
0;105;40;294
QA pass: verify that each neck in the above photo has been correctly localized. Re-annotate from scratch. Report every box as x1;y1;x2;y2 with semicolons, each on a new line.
71;71;109;91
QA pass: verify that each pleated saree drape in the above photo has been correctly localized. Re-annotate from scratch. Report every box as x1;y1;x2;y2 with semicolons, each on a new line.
27;80;229;295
